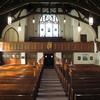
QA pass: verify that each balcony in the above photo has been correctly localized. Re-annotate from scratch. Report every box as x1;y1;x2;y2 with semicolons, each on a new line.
0;42;94;52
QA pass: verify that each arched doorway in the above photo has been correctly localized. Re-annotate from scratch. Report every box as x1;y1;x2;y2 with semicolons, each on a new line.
3;27;19;42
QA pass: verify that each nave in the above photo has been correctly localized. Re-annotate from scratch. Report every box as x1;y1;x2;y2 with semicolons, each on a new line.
0;62;100;100
36;68;68;100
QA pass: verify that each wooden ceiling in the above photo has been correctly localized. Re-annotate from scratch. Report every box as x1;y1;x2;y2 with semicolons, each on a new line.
0;0;100;37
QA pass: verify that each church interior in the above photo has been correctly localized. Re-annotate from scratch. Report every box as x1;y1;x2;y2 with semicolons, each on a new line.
0;0;100;100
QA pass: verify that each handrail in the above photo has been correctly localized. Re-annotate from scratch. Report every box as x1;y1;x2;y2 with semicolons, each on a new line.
0;42;94;52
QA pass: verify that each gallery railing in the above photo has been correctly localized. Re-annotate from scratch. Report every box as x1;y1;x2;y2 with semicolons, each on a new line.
0;42;94;52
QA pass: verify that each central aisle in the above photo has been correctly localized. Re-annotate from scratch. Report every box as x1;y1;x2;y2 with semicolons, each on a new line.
36;69;68;100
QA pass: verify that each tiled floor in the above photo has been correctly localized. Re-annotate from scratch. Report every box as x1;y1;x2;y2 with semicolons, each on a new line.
36;69;68;100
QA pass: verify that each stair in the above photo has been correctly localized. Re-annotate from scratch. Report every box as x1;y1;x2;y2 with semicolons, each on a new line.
36;69;68;100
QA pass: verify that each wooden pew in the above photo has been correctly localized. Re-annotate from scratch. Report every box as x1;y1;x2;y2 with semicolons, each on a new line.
55;64;70;95
67;64;100;100
0;84;35;100
0;64;43;100
55;64;100;100
71;88;100;100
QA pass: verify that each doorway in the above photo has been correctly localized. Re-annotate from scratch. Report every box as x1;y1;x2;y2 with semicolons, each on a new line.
44;53;54;69
80;34;87;42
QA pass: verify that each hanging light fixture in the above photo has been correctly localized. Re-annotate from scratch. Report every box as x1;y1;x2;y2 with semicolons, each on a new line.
63;14;66;23
89;14;93;25
7;15;12;25
55;15;56;22
32;16;35;23
78;21;81;32
18;21;21;32
63;16;66;23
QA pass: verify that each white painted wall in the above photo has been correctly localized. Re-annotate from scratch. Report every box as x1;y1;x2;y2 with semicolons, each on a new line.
73;52;95;64
98;26;100;42
58;15;72;40
1;8;96;42
71;10;96;42
27;12;96;42
27;14;41;39
95;42;100;65
37;52;43;63
27;14;73;40
2;9;27;42
95;52;100;65
55;52;62;65
55;52;62;59
21;52;26;64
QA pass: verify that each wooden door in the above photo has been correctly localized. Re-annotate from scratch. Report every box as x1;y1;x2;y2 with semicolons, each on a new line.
80;34;87;42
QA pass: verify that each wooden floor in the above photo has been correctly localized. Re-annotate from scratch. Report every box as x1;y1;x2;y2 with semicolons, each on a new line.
36;69;68;100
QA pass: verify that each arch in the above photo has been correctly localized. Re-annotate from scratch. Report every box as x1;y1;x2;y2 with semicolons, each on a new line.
3;27;19;42
39;14;59;37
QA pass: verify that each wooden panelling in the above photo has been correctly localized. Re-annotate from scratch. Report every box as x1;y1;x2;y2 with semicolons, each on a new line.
4;58;21;64
0;42;94;52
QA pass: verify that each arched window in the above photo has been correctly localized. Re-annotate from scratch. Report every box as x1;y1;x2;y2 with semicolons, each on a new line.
40;14;59;37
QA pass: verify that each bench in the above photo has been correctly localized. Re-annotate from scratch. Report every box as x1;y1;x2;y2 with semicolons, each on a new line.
0;64;43;100
67;64;100;100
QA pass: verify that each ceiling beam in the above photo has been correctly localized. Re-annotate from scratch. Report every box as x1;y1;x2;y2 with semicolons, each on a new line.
0;0;10;9
12;8;37;23
0;1;100;17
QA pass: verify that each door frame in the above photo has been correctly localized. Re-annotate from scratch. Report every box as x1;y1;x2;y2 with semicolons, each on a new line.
43;53;54;68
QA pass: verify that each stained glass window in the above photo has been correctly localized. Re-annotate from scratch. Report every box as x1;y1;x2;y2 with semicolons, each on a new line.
40;14;59;37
